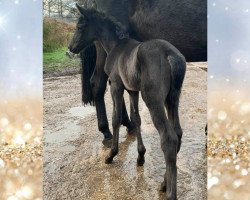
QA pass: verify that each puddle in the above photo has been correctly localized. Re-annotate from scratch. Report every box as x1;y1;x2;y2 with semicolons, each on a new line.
45;122;81;144
44;122;78;168
69;106;95;118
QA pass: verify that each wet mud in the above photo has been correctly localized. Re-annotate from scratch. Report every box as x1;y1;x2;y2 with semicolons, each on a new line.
43;63;207;200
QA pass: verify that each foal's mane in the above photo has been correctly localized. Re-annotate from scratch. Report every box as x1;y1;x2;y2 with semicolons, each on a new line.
87;9;130;40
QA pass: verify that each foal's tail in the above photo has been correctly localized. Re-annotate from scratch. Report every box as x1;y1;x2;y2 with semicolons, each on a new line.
166;54;186;106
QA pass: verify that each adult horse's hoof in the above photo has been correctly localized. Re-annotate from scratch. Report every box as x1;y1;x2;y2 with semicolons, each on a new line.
126;126;137;135
137;157;145;166
105;156;113;164
102;138;112;148
160;181;166;192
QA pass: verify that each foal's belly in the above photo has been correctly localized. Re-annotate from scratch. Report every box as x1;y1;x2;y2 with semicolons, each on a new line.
118;43;141;91
120;69;141;91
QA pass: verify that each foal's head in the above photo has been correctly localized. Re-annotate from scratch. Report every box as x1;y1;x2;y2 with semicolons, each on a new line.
69;3;128;54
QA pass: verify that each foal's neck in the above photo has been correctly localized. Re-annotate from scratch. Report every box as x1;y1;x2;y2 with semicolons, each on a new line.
97;24;124;53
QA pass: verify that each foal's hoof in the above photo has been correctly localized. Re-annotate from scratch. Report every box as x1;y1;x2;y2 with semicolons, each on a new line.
105;156;113;164
137;157;145;166
102;138;112;148
160;181;166;192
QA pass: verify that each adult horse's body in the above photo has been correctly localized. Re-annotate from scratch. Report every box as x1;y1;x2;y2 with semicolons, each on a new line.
69;5;186;199
78;0;207;145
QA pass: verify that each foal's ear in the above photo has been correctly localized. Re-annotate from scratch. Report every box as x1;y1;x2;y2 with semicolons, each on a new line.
83;0;88;8
76;3;88;17
91;1;97;10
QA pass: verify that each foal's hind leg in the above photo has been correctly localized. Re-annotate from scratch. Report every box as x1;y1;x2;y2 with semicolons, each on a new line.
142;95;178;200
105;84;124;164
166;97;183;153
129;91;146;166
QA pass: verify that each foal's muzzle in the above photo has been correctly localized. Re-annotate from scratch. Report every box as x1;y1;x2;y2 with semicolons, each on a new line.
68;45;80;54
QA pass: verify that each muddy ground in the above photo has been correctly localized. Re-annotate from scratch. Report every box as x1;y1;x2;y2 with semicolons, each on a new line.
43;63;207;200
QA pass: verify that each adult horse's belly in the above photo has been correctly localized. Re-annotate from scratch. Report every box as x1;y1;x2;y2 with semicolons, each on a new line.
95;0;207;61
129;0;207;61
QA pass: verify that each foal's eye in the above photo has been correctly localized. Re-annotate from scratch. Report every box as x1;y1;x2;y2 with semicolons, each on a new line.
77;26;83;31
77;23;87;31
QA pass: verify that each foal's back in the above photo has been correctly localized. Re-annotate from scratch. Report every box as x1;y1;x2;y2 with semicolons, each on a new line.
105;38;185;94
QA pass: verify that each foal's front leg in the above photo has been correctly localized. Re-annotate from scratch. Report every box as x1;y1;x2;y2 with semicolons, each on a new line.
105;84;124;164
91;43;112;146
92;42;133;147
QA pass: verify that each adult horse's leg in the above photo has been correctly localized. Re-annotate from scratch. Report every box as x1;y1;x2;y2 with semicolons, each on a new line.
142;92;177;200
90;43;112;146
121;98;135;134
129;91;146;166
105;84;124;164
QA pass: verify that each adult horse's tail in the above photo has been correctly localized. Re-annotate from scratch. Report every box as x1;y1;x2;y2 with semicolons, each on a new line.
79;44;96;105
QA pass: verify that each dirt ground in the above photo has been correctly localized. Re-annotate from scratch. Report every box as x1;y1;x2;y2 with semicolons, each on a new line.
43;62;207;200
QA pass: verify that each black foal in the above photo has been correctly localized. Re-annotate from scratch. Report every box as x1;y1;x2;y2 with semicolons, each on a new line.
69;4;186;200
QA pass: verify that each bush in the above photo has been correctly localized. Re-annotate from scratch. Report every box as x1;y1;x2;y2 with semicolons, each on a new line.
43;17;75;52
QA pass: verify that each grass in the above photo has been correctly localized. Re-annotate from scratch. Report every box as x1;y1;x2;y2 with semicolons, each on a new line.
43;47;68;65
43;47;80;76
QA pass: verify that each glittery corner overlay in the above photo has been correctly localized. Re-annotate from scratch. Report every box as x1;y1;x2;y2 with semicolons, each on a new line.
0;98;42;200
207;89;250;199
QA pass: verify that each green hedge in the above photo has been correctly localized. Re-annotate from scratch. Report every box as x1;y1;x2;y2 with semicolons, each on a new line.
43;17;75;52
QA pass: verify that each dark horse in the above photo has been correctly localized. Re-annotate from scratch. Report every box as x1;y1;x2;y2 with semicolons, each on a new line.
74;0;206;146
69;4;186;199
